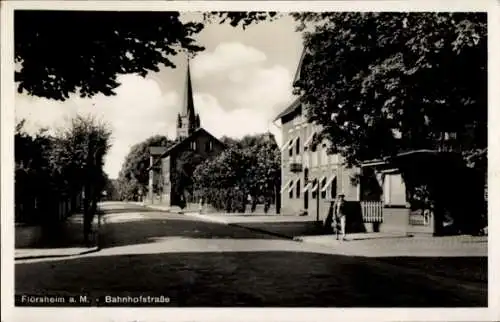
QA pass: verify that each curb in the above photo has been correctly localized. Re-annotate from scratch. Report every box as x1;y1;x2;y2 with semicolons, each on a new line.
15;246;100;261
183;212;301;241
227;222;297;240
293;234;412;243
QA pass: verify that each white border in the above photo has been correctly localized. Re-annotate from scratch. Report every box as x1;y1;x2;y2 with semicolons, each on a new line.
2;1;499;322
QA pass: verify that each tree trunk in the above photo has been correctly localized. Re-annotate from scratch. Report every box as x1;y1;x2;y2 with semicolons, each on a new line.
83;184;95;245
251;195;257;213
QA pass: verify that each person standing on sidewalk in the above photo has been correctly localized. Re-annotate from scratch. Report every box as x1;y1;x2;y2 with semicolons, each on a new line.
334;193;347;241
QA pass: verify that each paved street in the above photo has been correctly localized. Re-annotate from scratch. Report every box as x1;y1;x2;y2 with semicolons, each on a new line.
15;202;487;307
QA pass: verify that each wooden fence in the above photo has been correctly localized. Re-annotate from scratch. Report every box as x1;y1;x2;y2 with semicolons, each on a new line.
361;201;384;223
15;192;83;224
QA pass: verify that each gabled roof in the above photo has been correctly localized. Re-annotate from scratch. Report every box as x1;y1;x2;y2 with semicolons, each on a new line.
293;46;308;85
273;45;310;123
273;96;302;122
147;127;225;171
162;128;223;158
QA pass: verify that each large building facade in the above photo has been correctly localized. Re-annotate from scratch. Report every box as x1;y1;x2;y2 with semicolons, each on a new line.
276;46;409;232
148;63;224;206
276;98;359;221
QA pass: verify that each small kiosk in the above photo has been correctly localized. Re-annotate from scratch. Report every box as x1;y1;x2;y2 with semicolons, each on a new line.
360;150;483;236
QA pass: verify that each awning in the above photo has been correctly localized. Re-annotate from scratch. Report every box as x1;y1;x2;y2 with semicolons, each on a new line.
380;168;399;174
311;180;319;192
321;174;337;192
286;179;298;193
281;137;299;152
280;139;293;152
303;132;316;148
280;179;293;193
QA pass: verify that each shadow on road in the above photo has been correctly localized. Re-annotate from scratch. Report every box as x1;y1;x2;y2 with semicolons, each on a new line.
99;218;283;249
373;256;487;284
99;207;161;215
234;221;326;238
15;251;487;307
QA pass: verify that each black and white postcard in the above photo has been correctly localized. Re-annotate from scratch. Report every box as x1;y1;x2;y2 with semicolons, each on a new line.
1;1;498;322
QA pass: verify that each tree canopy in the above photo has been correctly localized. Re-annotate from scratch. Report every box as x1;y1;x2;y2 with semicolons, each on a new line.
291;12;487;167
193;133;280;212
116;135;174;201
15;115;112;227
14;10;275;101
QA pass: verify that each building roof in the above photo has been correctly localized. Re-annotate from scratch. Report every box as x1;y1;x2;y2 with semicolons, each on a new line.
360;149;465;169
273;45;310;122
273;96;302;122
177;60;198;136
147;127;225;171
293;46;308;84
149;146;167;156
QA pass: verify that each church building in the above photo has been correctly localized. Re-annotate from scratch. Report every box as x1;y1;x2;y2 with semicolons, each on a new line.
147;63;225;207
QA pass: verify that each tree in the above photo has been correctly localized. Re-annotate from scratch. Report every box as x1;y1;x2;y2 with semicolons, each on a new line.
219;136;240;148
203;11;281;29
15;115;112;240
172;149;205;208
14;11;277;101
102;176;120;201
193;133;280;213
291;12;486;167
291;12;486;232
117;135;174;201
52;115;112;242
246;134;281;211
15;120;55;223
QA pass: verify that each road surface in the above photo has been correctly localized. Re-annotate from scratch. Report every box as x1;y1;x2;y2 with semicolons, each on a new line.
15;202;487;307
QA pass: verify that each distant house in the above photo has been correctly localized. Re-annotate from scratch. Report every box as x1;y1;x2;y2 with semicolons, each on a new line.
147;63;225;206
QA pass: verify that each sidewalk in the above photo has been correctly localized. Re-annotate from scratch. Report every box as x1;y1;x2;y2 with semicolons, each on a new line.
295;234;488;257
15;213;101;260
142;205;488;258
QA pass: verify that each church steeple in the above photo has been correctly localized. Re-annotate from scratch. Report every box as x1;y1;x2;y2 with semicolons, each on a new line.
176;59;200;140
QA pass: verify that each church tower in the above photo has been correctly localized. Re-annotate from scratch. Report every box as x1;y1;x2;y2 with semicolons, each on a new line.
176;61;200;140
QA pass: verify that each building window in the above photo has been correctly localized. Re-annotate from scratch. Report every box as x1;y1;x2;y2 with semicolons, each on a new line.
205;140;212;152
296;178;301;198
190;141;197;151
330;177;337;199
321;177;327;199
288;180;294;199
312;179;318;199
295;137;301;155
288;143;293;157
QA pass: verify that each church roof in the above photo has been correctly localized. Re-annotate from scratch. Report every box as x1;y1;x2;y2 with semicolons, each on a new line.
147;128;225;171
181;61;197;132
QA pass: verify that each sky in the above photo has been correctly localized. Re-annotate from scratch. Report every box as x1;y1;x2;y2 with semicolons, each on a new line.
15;13;304;179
